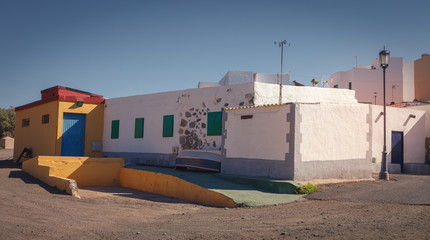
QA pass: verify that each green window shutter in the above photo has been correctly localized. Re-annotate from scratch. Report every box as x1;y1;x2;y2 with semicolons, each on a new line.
207;111;222;136
111;120;119;139
163;115;174;137
135;118;144;138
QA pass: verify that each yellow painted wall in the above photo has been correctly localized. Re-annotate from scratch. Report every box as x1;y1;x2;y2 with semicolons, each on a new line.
415;54;430;102
119;168;237;208
56;101;104;157
14;100;104;160
14;101;59;161
23;156;124;194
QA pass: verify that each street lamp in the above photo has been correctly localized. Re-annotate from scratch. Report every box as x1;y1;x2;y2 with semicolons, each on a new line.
374;92;377;105
379;47;390;180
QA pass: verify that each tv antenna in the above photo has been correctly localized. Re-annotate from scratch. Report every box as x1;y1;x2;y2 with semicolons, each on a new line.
274;40;291;103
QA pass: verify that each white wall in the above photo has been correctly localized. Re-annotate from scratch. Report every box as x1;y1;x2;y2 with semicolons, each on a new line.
103;81;360;157
406;104;430;138
224;105;291;160
402;61;415;102
298;103;370;162
103;82;255;155
370;105;425;164
219;71;254;86
330;57;406;105
254;73;290;85
254;82;358;105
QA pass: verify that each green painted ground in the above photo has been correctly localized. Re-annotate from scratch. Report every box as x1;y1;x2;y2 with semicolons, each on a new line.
127;165;305;207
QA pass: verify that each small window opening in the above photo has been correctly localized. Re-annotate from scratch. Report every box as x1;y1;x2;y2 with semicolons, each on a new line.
241;115;253;120
22;118;30;127
42;114;49;124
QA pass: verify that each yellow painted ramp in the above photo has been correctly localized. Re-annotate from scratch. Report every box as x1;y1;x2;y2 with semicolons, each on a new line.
119;168;237;208
23;156;124;197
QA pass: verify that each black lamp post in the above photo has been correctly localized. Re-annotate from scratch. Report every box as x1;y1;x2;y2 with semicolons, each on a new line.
379;48;390;180
374;92;377;105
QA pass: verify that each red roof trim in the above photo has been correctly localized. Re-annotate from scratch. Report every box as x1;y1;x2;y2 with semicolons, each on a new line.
15;86;105;111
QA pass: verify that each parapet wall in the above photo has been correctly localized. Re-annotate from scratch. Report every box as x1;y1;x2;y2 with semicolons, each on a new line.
23;156;124;196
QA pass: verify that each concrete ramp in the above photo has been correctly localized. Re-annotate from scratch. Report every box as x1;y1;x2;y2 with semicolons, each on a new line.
120;168;237;208
124;165;304;207
22;157;304;207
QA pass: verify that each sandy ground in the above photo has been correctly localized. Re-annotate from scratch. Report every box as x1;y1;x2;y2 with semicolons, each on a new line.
0;149;429;240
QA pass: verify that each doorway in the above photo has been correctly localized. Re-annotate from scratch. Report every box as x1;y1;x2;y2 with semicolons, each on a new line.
391;131;404;172
61;113;86;156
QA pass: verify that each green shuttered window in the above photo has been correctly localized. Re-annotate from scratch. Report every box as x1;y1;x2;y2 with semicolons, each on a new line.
207;111;222;136
135;118;144;138
163;115;174;137
111;120;119;139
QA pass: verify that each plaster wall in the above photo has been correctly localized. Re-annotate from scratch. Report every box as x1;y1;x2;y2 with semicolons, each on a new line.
406;105;430;138
254;73;290;84
221;104;294;179
414;54;430;102
404;104;430;163
402;61;415;102
330;57;406;105
253;82;357;105
298;103;370;162
103;83;255;165
293;103;373;180
222;103;374;180
14;101;59;160
370;105;425;167
219;71;254;86
224;105;291;160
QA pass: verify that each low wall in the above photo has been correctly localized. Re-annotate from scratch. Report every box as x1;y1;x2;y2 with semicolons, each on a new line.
0;137;14;149
119;168;237;207
103;152;176;167
23;156;124;196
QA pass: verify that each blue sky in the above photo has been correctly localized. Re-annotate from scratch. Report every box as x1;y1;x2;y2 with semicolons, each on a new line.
1;0;429;108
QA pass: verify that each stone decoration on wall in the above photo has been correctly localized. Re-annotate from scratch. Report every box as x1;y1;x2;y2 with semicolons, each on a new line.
176;88;255;151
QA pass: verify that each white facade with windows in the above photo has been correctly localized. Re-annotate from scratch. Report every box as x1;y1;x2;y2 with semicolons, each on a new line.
102;71;426;180
330;57;415;105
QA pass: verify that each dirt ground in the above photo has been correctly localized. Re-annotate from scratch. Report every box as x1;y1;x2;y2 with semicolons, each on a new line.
0;150;429;240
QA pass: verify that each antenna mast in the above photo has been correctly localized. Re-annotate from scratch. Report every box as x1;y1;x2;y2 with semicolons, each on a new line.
274;40;291;104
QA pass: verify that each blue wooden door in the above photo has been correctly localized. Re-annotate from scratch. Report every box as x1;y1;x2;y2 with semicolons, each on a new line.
62;113;86;156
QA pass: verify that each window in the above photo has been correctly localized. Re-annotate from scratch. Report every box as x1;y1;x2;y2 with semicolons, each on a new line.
42;114;49;124
135;118;144;138
111;120;119;139
22;118;30;127
207;111;222;136
349;82;352;90
241;115;253;120
162;115;174;137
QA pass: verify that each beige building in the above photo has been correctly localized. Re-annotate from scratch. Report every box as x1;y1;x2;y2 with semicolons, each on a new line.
414;54;430;102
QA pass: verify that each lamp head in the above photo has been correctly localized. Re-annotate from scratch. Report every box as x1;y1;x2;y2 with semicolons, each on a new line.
379;48;390;69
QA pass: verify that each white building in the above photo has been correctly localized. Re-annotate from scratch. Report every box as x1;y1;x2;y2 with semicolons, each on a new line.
102;71;427;180
330;57;415;105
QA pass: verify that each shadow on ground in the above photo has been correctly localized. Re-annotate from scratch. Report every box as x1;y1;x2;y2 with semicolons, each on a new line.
80;186;198;205
7;168;69;195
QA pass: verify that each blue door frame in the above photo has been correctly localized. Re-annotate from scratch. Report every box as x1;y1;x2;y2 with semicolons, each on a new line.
61;113;86;156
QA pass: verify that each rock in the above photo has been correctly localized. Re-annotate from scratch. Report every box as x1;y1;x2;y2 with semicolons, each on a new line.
180;119;188;127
